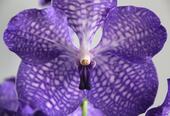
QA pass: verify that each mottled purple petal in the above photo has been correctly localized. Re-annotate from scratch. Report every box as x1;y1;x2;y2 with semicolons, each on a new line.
17;56;84;116
88;52;158;115
52;0;117;42
4;7;77;64
4;7;83;116
94;6;167;61
146;79;170;116
0;78;19;112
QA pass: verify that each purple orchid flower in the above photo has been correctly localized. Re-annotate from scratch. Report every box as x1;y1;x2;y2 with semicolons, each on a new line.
0;77;18;116
0;77;37;116
3;0;167;116
146;79;170;116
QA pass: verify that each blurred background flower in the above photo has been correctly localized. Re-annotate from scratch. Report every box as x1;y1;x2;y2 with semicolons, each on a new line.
0;77;18;116
39;0;51;6
146;78;170;116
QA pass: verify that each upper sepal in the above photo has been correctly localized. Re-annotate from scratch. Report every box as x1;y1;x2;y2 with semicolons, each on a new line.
52;0;117;43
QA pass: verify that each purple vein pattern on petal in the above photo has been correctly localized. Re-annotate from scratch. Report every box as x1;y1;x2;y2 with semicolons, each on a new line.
17;57;84;116
87;6;167;115
146;79;170;116
52;0;117;42
88;52;158;116
4;7;77;64
94;6;167;61
0;78;19;112
4;7;83;116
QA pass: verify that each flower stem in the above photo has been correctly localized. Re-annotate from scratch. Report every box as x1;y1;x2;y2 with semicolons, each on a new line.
81;99;88;116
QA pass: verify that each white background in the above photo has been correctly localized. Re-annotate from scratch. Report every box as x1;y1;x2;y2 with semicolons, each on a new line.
0;0;170;115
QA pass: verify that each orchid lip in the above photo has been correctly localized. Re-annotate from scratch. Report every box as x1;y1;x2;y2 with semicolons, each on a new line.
78;61;95;90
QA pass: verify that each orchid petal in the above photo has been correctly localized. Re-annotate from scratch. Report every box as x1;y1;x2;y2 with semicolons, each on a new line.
4;6;83;116
88;52;158;115
94;6;167;61
52;0;117;43
4;7;77;64
88;6;166;115
17;56;84;116
146;79;170;116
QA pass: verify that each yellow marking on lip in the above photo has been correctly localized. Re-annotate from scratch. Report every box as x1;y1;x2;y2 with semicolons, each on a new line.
81;59;90;66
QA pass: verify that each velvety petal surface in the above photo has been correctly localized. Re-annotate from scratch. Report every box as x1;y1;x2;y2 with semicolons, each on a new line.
88;51;158;116
0;78;19;112
52;0;117;42
146;79;170;116
4;7;77;64
17;56;84;116
94;6;167;61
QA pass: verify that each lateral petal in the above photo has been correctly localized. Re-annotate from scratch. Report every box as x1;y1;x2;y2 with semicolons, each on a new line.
4;7;77;64
94;6;167;61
